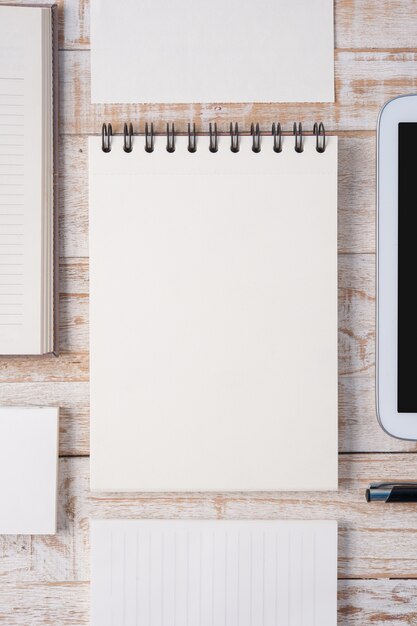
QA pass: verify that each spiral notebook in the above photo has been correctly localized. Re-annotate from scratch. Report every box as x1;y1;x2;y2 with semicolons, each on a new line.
91;519;338;626
89;125;338;492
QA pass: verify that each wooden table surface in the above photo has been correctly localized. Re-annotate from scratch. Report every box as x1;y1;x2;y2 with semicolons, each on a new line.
1;0;417;623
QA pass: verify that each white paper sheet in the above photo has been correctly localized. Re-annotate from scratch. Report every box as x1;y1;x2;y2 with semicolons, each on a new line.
91;519;338;626
0;406;59;534
90;0;334;103
89;133;338;492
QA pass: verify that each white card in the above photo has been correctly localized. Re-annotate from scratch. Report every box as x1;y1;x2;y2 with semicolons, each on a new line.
91;519;338;626
0;406;59;534
89;134;338;492
91;0;334;103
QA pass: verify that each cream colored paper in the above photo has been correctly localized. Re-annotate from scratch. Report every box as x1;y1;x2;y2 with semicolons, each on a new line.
91;520;338;626
89;134;338;491
90;0;334;103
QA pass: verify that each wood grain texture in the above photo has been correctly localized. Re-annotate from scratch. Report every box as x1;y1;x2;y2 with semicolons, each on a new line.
338;580;417;625
2;580;417;626
0;0;416;622
58;50;417;133
339;373;417;453
0;352;88;383
2;456;417;583
0;582;89;625
335;0;417;49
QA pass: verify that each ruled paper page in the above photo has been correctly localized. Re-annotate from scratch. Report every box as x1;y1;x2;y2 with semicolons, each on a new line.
91;520;337;626
0;7;44;354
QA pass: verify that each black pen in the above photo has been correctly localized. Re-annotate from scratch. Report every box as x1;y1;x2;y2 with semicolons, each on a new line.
366;483;417;503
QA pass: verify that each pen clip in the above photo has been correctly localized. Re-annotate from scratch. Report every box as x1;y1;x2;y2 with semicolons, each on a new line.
370;482;417;489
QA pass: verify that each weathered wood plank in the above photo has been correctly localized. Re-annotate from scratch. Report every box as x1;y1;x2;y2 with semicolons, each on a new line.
59;138;89;259
0;352;88;383
336;0;417;50
2;579;417;625
339;253;374;376
58;50;417;133
338;580;417;625
0;582;89;625
339;373;417;453
60;258;89;295
60;296;88;353
2;455;417;581
58;135;376;257
58;0;89;51
338;136;375;254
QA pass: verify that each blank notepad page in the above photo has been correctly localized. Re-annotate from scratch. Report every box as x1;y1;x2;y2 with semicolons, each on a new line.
91;520;338;626
89;134;338;491
91;0;334;103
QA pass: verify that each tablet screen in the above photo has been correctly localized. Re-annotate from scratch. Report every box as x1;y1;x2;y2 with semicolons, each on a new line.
398;122;417;412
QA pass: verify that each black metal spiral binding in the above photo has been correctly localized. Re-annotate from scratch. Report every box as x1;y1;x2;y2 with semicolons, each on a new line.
145;123;154;153
188;123;197;153
251;123;261;153
230;123;239;153
123;123;133;153
313;122;326;153
101;123;112;153
272;123;282;153
209;123;218;153
166;123;175;153
293;122;303;153
101;122;327;153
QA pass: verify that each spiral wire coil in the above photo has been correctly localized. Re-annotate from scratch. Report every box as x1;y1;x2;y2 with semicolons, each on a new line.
102;122;327;154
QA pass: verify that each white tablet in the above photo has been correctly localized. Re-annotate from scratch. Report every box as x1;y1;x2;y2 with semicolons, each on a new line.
377;94;417;439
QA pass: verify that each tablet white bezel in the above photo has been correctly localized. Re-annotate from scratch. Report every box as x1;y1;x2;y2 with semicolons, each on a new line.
377;94;417;439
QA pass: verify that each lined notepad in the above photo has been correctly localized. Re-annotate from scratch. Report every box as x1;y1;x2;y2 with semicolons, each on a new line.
91;520;338;626
0;5;56;354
